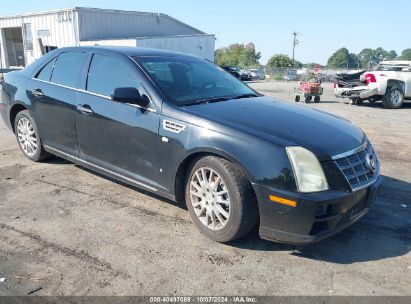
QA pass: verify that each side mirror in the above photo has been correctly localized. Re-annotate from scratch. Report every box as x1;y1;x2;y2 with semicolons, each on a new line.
111;87;150;108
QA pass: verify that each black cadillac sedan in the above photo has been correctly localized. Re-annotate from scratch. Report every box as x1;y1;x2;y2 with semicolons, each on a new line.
0;46;380;244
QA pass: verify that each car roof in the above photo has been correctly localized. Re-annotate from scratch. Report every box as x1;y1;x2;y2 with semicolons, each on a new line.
379;60;411;66
22;45;202;77
55;46;198;59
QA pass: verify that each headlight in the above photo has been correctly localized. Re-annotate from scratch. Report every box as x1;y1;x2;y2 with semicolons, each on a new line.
286;146;329;193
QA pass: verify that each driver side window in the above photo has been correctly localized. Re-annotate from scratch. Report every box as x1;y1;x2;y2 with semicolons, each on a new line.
87;54;140;97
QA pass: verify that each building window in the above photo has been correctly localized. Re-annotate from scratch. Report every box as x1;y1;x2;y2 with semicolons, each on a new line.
37;29;50;38
23;23;33;51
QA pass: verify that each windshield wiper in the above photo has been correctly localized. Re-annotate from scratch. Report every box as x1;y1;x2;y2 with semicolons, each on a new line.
232;93;259;99
182;96;231;106
180;93;259;106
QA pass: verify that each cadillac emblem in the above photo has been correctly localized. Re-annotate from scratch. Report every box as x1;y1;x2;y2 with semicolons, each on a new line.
366;153;376;172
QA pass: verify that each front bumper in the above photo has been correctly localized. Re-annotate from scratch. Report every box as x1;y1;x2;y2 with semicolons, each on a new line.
253;176;381;245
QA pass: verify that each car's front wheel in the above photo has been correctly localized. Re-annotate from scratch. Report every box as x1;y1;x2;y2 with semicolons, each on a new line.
185;156;258;243
382;86;404;109
14;110;50;162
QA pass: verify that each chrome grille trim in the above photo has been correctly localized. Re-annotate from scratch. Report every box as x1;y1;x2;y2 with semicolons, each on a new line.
331;140;368;160
333;141;379;191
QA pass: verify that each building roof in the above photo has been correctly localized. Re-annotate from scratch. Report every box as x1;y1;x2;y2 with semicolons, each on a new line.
0;7;205;35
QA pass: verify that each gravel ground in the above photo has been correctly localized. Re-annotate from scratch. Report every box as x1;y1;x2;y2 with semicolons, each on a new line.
0;81;410;296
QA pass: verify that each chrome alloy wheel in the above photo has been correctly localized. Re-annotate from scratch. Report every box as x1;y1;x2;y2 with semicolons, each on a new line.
390;89;402;105
17;117;37;157
189;167;231;231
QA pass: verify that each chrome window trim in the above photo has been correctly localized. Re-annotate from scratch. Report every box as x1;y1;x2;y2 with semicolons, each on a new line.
44;145;158;192
31;78;157;113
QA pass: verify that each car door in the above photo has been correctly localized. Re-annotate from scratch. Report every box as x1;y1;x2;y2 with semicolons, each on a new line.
27;51;89;156
75;53;165;192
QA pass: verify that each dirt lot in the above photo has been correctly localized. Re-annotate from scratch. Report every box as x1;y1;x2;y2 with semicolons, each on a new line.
0;81;410;296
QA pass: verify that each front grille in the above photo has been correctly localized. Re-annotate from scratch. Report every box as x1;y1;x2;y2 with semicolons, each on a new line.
334;141;379;191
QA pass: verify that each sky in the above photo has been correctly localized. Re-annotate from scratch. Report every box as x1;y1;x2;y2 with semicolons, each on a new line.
1;0;410;65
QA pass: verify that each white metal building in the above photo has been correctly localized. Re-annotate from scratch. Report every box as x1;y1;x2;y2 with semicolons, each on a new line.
0;7;215;68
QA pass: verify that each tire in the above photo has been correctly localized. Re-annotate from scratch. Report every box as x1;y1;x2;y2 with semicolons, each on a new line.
295;95;300;102
314;96;320;103
14;110;50;162
382;86;404;109
185;156;258;243
305;96;312;103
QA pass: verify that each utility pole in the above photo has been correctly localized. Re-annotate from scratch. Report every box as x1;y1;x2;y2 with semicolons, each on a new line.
292;31;299;67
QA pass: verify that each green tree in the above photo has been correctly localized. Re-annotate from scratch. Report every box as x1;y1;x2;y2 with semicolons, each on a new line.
358;48;398;68
327;48;360;69
398;49;411;60
267;54;294;68
214;43;261;68
386;50;398;60
294;60;304;68
305;63;324;68
357;48;374;68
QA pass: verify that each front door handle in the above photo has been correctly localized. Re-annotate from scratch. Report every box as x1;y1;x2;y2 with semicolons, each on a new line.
77;104;94;114
32;89;43;97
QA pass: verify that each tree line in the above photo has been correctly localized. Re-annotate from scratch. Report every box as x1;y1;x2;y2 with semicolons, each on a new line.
214;43;411;69
327;47;411;69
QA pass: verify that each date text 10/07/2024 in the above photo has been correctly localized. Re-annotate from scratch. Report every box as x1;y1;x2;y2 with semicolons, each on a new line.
149;296;258;303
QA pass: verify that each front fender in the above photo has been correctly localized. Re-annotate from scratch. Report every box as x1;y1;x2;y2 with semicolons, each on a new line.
159;118;297;197
188;135;295;191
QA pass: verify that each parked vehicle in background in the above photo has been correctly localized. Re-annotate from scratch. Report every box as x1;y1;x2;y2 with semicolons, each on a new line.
221;66;241;79
240;70;252;81
360;61;411;108
335;61;411;108
249;69;265;80
284;69;298;81
334;70;367;101
0;46;380;245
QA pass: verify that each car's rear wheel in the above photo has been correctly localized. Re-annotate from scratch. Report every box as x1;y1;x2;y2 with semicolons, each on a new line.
305;96;311;103
382;86;404;109
185;156;258;243
295;95;300;102
314;96;320;103
14;110;50;162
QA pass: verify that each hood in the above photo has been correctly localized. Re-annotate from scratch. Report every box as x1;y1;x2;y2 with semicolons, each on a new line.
183;96;365;161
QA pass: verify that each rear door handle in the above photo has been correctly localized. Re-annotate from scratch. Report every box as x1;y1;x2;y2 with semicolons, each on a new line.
77;104;94;114
32;89;43;97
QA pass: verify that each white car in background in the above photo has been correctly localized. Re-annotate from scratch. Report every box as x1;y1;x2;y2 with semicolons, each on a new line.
335;61;411;108
359;61;411;108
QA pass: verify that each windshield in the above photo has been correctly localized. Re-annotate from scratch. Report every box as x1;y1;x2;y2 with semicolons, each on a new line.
134;56;257;106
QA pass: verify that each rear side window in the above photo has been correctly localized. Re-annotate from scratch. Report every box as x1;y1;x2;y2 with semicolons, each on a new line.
87;54;139;96
35;57;56;81
51;52;88;88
